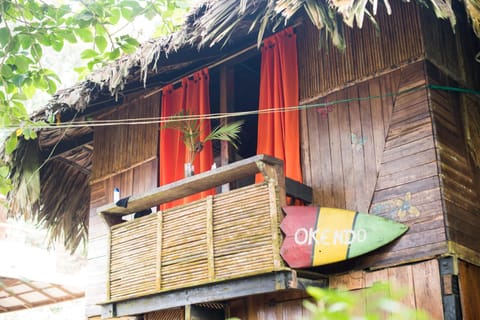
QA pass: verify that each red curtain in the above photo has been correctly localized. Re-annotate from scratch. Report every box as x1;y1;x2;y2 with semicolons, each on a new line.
159;68;214;209
256;27;302;184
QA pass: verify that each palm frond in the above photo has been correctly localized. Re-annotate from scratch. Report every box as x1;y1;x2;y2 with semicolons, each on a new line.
163;111;243;163
204;120;244;149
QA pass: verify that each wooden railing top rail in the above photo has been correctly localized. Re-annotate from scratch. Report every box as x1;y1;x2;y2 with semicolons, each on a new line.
97;154;297;224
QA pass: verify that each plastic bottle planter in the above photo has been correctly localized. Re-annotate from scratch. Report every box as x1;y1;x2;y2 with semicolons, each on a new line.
184;163;195;177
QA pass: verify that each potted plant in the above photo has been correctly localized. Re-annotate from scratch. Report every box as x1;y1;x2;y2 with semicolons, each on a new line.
163;110;243;177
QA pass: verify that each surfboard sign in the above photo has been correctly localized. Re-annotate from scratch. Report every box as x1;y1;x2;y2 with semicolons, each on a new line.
280;206;408;268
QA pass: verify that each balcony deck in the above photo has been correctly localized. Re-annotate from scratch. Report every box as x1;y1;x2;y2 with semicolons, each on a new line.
97;155;321;318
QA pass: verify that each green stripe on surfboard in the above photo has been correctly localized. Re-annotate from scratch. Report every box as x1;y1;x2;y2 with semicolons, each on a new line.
347;212;408;259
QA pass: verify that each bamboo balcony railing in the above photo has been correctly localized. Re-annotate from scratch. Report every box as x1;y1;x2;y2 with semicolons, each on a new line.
98;155;313;303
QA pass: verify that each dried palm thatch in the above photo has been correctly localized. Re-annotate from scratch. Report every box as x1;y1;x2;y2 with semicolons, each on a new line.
81;0;471;102
186;0;460;50
8;138;90;253
6;0;479;253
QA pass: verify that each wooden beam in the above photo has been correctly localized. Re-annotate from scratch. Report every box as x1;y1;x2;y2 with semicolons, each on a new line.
288;270;329;290
101;271;295;318
219;65;235;193
98;155;283;218
41;132;93;159
439;257;462;320
285;177;313;204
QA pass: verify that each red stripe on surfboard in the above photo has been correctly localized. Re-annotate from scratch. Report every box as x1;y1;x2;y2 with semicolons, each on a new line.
280;206;318;268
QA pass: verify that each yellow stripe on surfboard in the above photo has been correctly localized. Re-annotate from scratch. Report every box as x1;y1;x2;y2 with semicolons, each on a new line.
312;207;356;265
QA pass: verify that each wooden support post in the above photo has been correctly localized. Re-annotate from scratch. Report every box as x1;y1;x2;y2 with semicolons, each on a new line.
219;66;235;193
106;230;112;301
185;304;191;320
156;211;163;291
439;257;462;320
256;160;286;207
206;196;215;281
268;181;282;270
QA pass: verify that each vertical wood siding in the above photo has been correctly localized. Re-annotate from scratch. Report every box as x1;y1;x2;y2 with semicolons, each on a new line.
87;159;158;316
459;260;480;319
87;93;160;316
302;61;447;268
297;1;423;102
428;64;480;259
228;290;310;320
330;259;444;319
228;260;444;320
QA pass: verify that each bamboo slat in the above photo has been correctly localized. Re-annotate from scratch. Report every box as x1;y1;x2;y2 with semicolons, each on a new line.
108;179;283;300
297;1;422;102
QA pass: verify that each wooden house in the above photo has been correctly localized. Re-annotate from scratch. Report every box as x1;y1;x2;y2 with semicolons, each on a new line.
6;0;480;319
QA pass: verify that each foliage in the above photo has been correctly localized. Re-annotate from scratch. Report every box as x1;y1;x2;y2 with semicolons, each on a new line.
194;0;463;50
0;0;190;194
304;282;429;320
163;111;243;164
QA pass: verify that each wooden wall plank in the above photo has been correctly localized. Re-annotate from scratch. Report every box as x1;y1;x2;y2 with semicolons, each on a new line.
458;260;480;319
337;89;355;210
358;82;377;212
347;85;368;212
88;158;159;315
369;78;386;172
302;61;446;268
412;260;444;319
388;264;416;310
427;67;480;260
327;92;346;209
329;260;444;319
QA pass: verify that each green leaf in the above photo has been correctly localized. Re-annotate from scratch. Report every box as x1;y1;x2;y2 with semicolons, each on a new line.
0;28;10;47
31;43;43;61
95;35;108;52
109;8;121;24
0;166;9;178
12;74;27;87
80;48;98;59
36;33;51;46
0;180;12;196
95;23;106;36
46;78;57;95
5;134;18;155
18;34;33;49
59;29;77;43
120;7;134;21
1;64;13;78
12;92;27;102
124;37;140;47
22;83;36;99
76;28;94;42
109;48;120;60
14;55;33;74
51;36;64;51
29;129;38;140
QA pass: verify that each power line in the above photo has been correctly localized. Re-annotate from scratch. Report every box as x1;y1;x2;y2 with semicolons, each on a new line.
2;84;479;131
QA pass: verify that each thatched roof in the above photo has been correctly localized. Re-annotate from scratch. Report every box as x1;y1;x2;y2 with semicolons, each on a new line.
6;0;480;252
